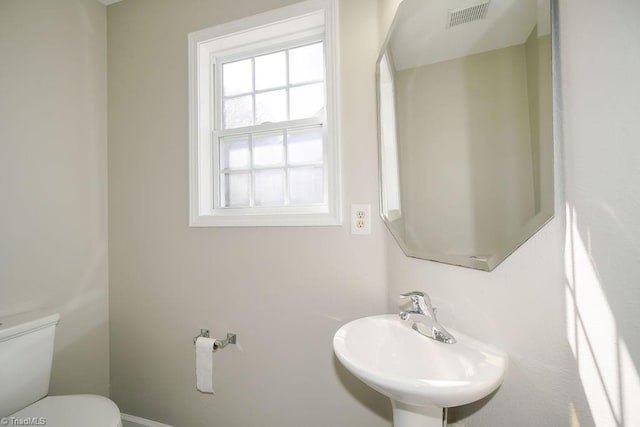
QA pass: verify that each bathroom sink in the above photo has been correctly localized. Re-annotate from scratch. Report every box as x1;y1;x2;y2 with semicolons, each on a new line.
333;315;507;426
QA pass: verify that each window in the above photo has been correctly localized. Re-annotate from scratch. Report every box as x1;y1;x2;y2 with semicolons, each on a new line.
378;52;401;222
188;0;340;226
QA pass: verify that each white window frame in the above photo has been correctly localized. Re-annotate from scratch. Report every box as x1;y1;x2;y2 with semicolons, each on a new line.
188;0;341;227
378;51;402;222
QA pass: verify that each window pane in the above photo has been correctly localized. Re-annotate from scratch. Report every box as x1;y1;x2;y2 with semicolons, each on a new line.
289;42;324;85
287;127;323;165
224;95;254;129
254;169;285;206
255;51;286;91
253;133;284;167
255;89;287;124
221;136;250;170
222;173;250;207
223;58;253;96
289;83;324;120
289;167;324;205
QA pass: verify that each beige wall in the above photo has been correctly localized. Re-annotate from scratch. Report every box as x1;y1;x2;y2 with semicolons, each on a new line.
0;0;109;396
395;44;535;257
107;0;390;426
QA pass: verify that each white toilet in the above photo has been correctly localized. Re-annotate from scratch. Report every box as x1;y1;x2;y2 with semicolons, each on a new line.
0;311;122;427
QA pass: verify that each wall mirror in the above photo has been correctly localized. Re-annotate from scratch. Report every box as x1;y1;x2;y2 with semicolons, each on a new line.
377;0;554;271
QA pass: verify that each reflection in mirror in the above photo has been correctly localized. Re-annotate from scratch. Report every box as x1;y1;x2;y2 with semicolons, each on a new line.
378;0;554;271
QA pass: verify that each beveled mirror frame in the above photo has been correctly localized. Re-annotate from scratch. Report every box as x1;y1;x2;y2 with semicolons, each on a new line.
376;0;558;271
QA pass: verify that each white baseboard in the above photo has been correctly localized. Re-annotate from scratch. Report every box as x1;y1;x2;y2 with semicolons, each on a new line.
121;413;174;427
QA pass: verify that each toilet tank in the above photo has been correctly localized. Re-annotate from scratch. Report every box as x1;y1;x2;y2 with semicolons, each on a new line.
0;311;60;417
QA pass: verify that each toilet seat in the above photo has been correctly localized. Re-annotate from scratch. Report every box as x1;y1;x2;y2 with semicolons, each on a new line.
10;395;121;427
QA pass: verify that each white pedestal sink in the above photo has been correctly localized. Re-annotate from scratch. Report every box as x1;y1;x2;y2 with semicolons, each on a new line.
333;315;507;427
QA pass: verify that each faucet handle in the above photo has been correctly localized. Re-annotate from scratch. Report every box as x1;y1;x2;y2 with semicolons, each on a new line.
400;291;435;317
400;291;427;298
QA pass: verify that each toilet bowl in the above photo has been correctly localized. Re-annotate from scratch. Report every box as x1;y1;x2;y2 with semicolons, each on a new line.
0;311;122;427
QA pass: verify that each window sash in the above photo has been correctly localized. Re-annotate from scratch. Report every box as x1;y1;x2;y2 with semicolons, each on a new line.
214;116;323;138
213;120;328;210
213;36;326;132
222;79;324;100
211;37;328;212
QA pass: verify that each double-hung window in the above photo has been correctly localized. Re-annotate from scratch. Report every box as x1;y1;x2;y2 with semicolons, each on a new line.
188;0;340;226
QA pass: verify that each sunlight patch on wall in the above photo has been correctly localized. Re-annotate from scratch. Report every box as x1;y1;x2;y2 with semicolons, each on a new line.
563;203;640;426
620;340;640;425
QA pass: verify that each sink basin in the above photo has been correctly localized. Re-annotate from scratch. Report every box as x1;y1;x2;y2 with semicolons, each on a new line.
333;315;507;426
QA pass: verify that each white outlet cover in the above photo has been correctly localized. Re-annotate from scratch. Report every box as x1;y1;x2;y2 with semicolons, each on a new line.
351;204;371;235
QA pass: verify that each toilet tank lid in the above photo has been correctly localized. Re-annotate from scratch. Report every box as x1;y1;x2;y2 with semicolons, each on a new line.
0;311;60;343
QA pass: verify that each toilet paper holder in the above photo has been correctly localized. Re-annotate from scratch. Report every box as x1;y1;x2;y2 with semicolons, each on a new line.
193;329;237;351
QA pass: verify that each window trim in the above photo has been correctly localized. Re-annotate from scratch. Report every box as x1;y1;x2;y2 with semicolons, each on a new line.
188;0;341;227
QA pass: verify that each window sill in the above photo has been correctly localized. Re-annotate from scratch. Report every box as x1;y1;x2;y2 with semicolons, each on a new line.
189;210;342;227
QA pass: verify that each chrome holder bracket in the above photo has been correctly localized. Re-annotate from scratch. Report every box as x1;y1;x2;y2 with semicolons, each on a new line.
193;329;237;352
193;328;210;344
213;333;237;351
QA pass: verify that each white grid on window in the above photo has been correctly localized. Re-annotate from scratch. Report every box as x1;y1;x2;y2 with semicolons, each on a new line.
220;125;325;208
221;41;326;130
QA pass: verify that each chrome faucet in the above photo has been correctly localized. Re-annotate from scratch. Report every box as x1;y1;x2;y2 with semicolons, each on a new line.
399;291;456;344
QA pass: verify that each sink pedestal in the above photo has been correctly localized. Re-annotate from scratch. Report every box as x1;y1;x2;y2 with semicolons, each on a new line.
392;401;444;427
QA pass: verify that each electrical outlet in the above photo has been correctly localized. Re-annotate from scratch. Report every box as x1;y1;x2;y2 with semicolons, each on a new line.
351;204;371;235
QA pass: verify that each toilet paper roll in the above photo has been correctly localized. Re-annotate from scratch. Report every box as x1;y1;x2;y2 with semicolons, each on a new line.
196;337;215;393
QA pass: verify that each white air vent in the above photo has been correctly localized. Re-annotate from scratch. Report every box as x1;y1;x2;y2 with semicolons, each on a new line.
447;1;490;28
